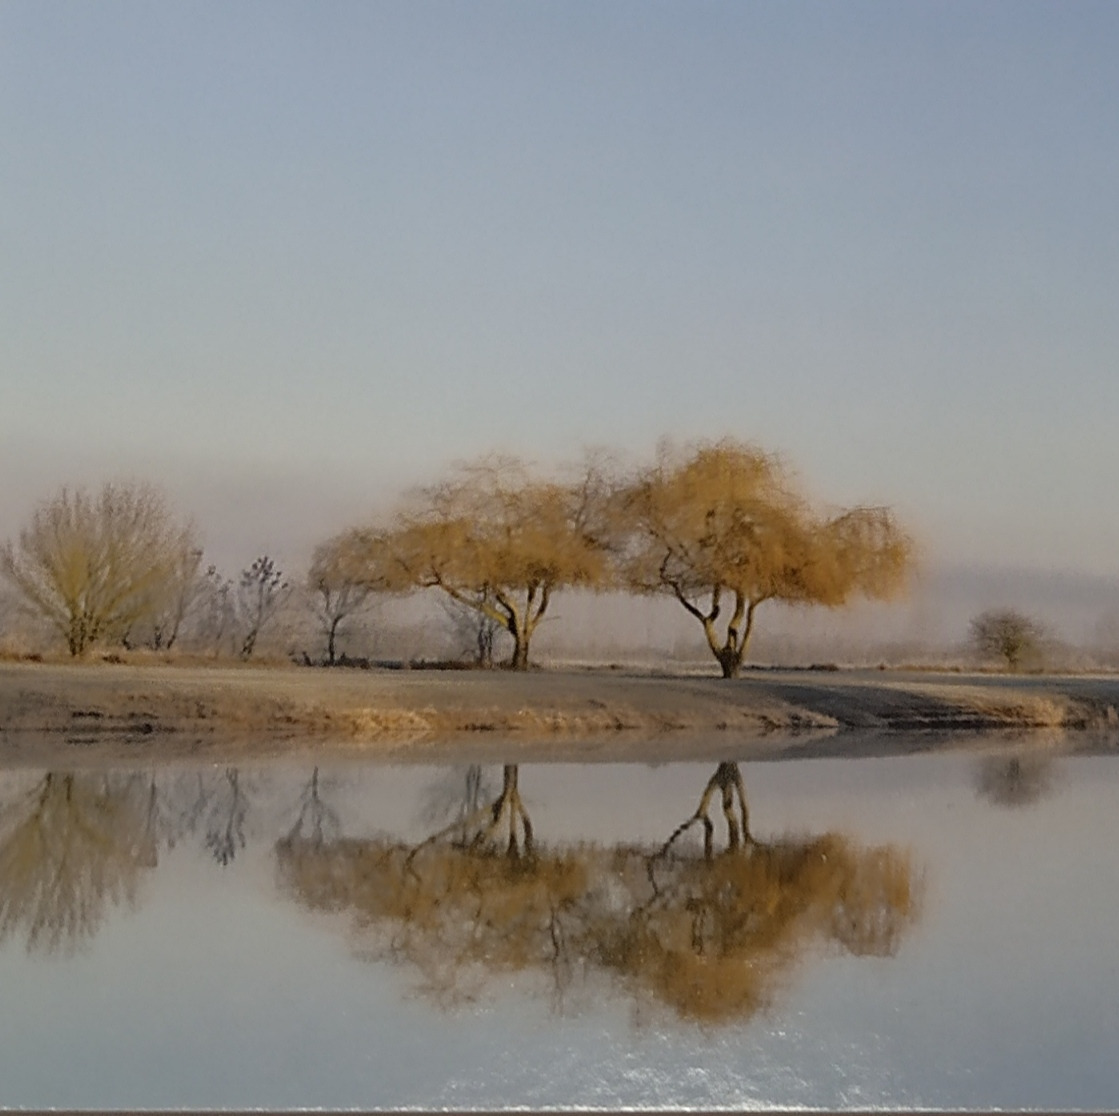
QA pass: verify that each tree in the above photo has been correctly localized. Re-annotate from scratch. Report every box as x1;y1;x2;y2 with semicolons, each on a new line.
306;535;382;665
0;482;199;656
236;556;290;660
188;565;236;656
125;536;205;651
380;455;611;670
969;608;1045;671
615;440;913;677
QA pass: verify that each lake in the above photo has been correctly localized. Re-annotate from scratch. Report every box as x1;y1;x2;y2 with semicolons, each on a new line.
0;742;1117;1110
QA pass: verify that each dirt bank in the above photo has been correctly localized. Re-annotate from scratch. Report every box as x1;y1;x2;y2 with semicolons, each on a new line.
3;660;1119;768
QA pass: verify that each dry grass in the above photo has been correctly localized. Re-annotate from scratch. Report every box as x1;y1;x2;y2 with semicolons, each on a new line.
2;661;1118;768
896;683;1094;728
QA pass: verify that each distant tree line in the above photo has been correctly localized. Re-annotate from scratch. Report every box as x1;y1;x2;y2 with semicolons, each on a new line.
1;439;917;676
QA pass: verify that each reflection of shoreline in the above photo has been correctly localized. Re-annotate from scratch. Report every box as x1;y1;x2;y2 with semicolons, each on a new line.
276;763;924;1025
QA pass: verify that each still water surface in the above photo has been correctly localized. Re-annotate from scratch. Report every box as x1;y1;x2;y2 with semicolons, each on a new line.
0;744;1117;1109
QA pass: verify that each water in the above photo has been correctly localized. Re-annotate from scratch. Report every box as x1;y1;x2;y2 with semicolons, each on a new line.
0;745;1117;1110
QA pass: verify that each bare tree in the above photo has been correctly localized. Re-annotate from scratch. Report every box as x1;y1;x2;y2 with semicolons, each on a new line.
383;455;612;670
306;535;382;665
440;591;507;666
0;483;199;656
614;440;913;677
969;608;1045;672
125;538;206;651
237;556;290;660
186;565;236;656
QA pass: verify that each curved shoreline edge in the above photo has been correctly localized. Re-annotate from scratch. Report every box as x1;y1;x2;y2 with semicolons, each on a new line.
2;661;1118;768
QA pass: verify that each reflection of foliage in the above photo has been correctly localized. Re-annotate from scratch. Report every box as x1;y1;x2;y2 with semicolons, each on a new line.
276;763;922;1023
0;773;157;954
976;754;1058;808
617;834;917;1022
281;840;588;1007
278;764;580;1006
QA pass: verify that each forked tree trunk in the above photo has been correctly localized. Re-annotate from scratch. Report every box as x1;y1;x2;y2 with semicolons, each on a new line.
700;594;761;680
431;582;548;672
658;761;751;861
499;585;548;671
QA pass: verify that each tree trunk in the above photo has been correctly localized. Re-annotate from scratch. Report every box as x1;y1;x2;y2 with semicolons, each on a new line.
717;648;742;679
510;634;530;671
477;621;494;668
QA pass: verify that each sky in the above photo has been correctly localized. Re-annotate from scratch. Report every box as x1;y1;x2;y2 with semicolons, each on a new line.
3;1;1119;588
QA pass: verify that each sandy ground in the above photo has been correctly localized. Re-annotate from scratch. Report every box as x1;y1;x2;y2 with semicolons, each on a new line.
3;659;1119;768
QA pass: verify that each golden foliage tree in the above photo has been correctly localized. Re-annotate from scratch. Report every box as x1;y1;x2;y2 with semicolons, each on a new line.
381;455;612;670
0;482;199;656
616;440;913;677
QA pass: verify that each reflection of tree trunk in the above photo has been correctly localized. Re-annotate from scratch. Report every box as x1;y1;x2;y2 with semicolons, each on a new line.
660;762;750;860
478;765;534;858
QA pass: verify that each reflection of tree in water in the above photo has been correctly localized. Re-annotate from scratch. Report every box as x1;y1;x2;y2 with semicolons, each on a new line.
276;763;922;1023
419;764;498;833
976;753;1059;809
277;764;564;1006
0;773;157;954
141;766;263;867
283;768;340;846
202;769;251;866
617;762;919;1021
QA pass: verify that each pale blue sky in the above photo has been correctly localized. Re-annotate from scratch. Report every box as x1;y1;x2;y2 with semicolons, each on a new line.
3;1;1118;577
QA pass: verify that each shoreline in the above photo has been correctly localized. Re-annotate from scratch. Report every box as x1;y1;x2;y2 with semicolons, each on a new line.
3;660;1119;768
